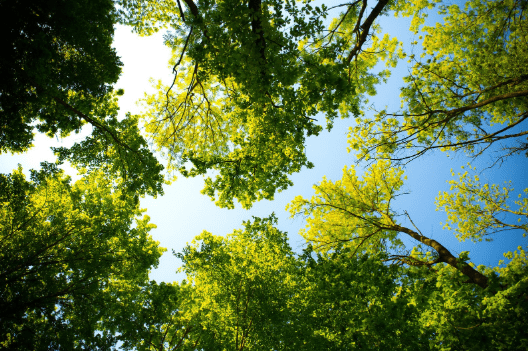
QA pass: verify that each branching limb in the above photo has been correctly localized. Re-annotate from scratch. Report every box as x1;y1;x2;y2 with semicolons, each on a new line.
346;0;389;64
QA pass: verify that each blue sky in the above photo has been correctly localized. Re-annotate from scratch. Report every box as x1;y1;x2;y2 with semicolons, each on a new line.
1;2;526;283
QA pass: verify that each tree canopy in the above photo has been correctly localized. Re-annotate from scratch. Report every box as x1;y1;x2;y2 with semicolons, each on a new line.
0;0;165;197
96;216;528;350
0;0;120;153
1;0;527;349
122;0;403;208
0;165;164;349
348;0;528;163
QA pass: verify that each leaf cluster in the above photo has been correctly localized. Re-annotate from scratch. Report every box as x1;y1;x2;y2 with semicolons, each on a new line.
0;167;164;349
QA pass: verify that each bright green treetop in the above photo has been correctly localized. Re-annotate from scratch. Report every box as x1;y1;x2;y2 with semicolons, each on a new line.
288;160;493;289
176;215;298;350
287;159;528;348
0;165;164;349
436;164;528;242
349;0;528;162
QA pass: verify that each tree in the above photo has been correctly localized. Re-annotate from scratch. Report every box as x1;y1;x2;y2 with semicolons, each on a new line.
119;0;403;208
287;160;528;349
348;0;528;163
287;160;493;289
0;165;164;349
100;280;201;351
0;0;165;197
0;0;120;153
291;246;428;350
283;1;528;347
175;215;298;350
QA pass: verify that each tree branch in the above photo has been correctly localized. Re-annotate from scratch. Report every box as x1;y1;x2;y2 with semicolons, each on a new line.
51;96;137;157
391;223;489;289
183;0;199;17
346;0;389;64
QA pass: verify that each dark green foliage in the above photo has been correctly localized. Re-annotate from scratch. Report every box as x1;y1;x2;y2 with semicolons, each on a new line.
0;0;121;153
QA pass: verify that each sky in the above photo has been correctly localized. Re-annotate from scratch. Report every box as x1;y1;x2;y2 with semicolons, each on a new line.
1;2;526;283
